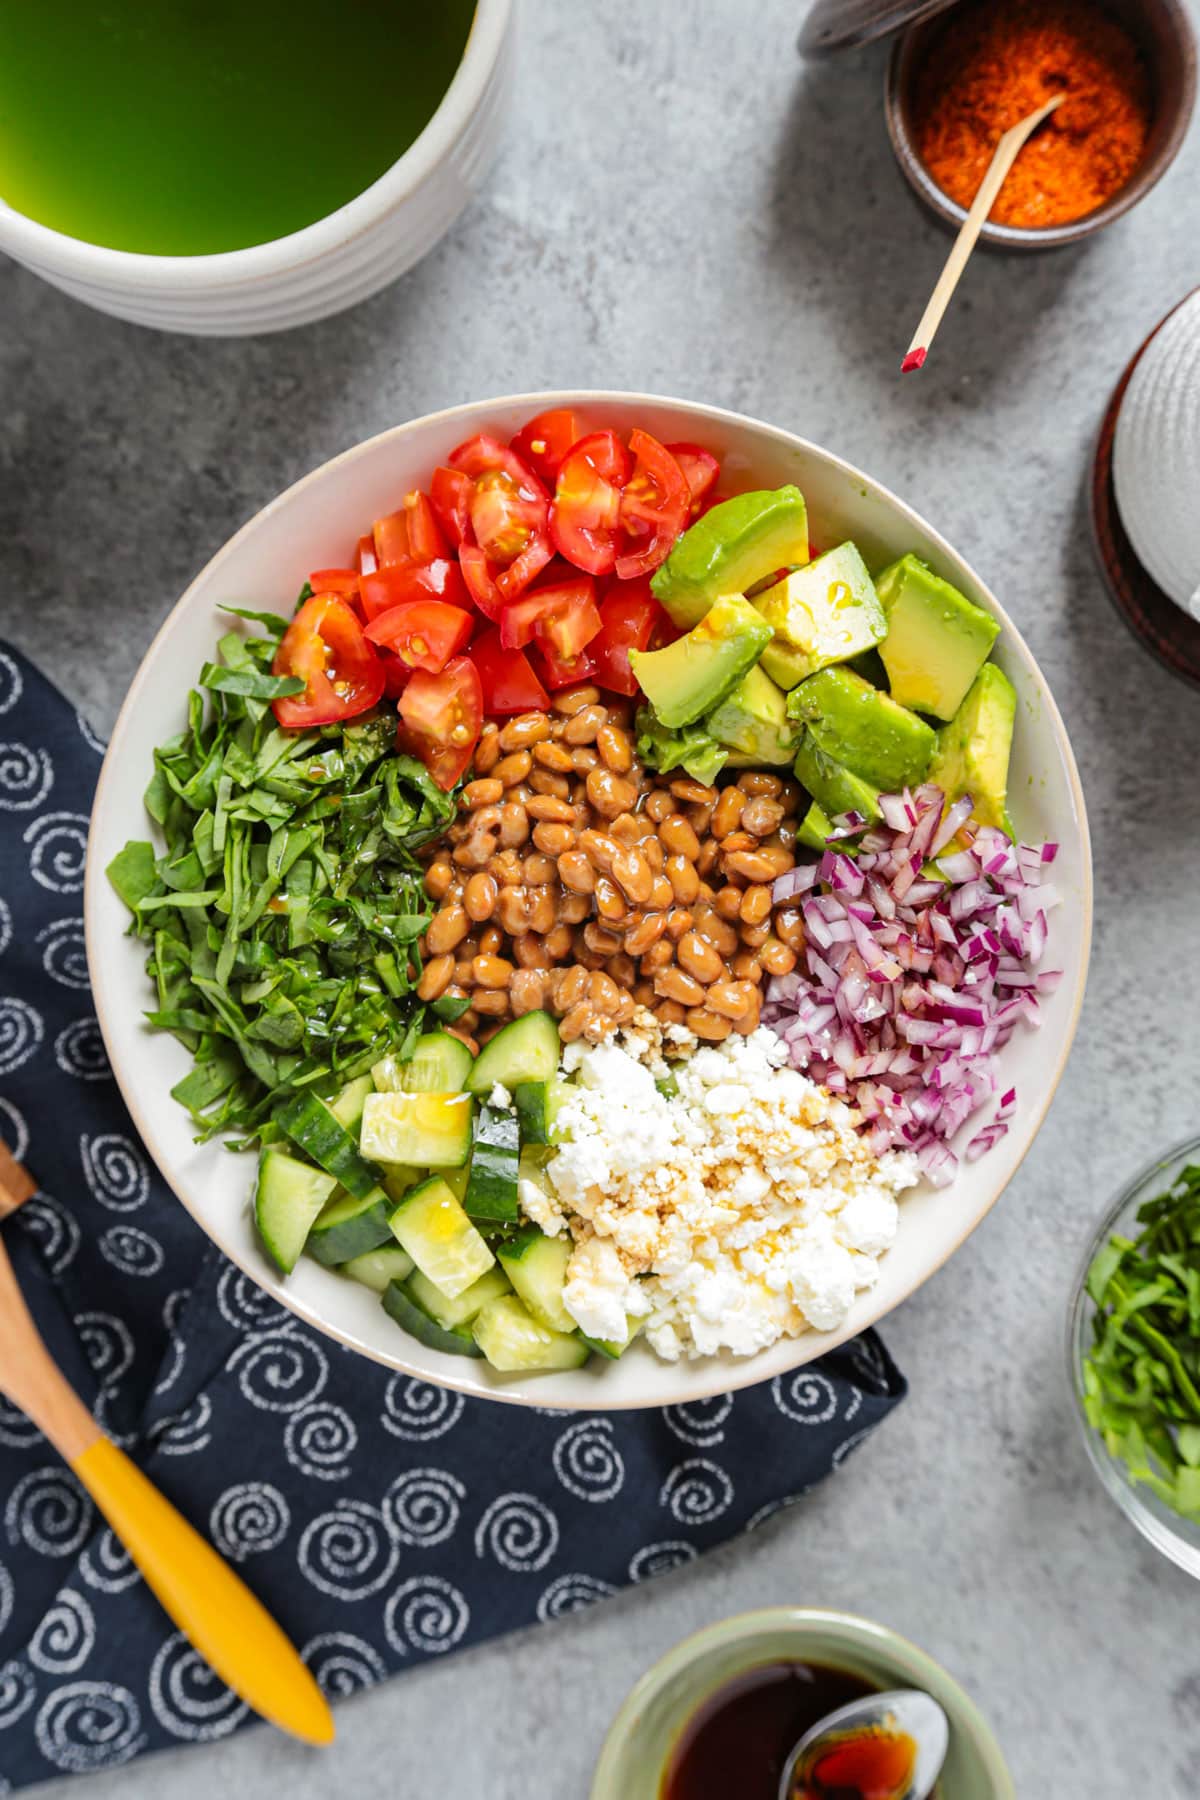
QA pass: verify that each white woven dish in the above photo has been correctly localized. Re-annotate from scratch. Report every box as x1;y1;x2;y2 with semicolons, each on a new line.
85;392;1092;1407
1113;290;1200;619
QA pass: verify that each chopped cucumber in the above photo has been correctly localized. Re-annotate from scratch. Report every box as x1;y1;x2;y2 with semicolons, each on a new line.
380;1164;420;1203
497;1226;575;1334
472;1295;589;1373
465;1104;520;1222
581;1318;644;1360
254;1148;337;1274
306;1185;393;1267
466;1011;559;1095
276;1091;378;1200
372;1032;474;1096
360;1091;474;1168
388;1175;495;1299
513;1074;572;1146
382;1281;482;1358
406;1264;512;1331
325;1074;374;1134
339;1243;414;1292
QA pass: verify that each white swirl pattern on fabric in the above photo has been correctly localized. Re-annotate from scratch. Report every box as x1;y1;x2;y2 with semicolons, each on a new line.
0;743;53;812
0;1096;27;1161
551;1418;625;1502
148;1634;248;1742
0;897;10;958
771;1370;839;1425
301;1632;386;1698
0;1395;43;1450
4;1468;94;1559
297;1500;398;1601
283;1402;358;1481
535;1573;617;1621
209;1483;291;1562
381;1375;464;1441
79;1133;148;1212
661;1395;734;1447
659;1459;735;1526
628;1540;697;1581
0;1660;37;1730
73;1312;135;1393
0;1561;11;1637
28;1591;96;1675
383;1469;465;1547
98;1226;164;1279
215;1264;293;1337
0;997;43;1076
150;1394;213;1458
383;1577;470;1657
228;1329;329;1413
24;812;89;894
54;1018;110;1081
18;1194;80;1275
33;1682;145;1772
0;652;22;716
474;1493;559;1573
78;1531;140;1595
36;918;90;990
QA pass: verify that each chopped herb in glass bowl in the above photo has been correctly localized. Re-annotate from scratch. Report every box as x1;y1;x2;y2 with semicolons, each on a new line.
1069;1137;1200;1576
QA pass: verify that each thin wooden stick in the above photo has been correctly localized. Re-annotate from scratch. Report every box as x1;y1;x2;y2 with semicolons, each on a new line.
902;94;1064;373
0;1140;36;1219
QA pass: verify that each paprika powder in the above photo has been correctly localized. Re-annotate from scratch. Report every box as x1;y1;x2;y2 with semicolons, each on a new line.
911;0;1153;230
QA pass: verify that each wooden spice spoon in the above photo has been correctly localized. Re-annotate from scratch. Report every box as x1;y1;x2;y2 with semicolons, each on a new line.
0;1141;335;1747
902;93;1065;373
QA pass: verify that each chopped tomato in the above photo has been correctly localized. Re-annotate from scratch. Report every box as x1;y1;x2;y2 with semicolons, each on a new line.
448;434;552;605
531;637;598;691
614;430;690;579
360;557;470;622
549;429;631;575
381;655;410;701
430;466;473;546
365;600;473;672
666;442;720;515
397;655;483;791
272;594;384;728
373;491;448;568
470;628;550;714
510;409;585;485
499;576;601;659
356;534;378;576
588;580;671;696
308;567;360;602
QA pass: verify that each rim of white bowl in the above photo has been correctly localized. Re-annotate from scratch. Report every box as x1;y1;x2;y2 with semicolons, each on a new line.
0;0;511;290
84;390;1094;1407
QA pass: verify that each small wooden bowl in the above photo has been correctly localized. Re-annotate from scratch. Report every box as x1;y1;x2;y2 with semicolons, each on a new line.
885;0;1197;251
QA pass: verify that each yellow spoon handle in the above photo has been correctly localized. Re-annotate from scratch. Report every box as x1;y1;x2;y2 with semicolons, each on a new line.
70;1437;334;1745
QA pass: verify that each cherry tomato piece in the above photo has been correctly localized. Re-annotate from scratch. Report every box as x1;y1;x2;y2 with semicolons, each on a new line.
458;542;505;621
360;558;470;622
470;628;550;714
665;442;720;515
531;638;598;691
614;430;690;580
356;534;378;576
365;600;474;672
499;575;602;664
381;655;410;701
430;466;473;547
373;491;448;568
397;655;483;791
549;429;631;575
272;594;385;728
308;568;360;602
588;580;672;697
447;434;552;602
510;409;585;485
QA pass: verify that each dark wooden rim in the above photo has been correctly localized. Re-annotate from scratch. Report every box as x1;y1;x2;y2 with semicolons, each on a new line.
1090;290;1200;693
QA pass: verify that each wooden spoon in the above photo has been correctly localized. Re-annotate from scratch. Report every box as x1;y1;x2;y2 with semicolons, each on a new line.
0;1144;335;1747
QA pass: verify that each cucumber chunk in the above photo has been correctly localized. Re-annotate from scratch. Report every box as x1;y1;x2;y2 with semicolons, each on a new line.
372;1032;474;1096
276;1090;378;1200
465;1103;520;1222
306;1185;393;1267
513;1074;572;1146
472;1295;589;1373
360;1091;474;1169
466;1011;559;1095
382;1280;482;1358
581;1318;644;1360
406;1264;512;1330
497;1226;575;1334
325;1074;374;1134
388;1175;495;1299
255;1148;337;1274
339;1243;414;1292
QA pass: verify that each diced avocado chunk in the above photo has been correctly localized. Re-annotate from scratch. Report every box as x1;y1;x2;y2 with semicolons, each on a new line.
928;662;1017;835
788;666;936;791
876;554;1001;721
796;801;862;854
753;543;886;687
759;639;813;692
793;736;881;825
704;664;801;767
651;486;810;628
635;708;728;784
630;595;772;729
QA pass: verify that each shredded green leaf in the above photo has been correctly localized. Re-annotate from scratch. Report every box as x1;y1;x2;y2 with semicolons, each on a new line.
1082;1163;1200;1520
107;611;459;1146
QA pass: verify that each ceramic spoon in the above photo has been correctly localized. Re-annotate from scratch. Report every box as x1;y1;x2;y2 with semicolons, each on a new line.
778;1687;949;1800
0;1140;335;1746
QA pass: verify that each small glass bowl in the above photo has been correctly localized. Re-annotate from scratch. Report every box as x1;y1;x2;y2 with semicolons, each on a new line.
1068;1131;1200;1576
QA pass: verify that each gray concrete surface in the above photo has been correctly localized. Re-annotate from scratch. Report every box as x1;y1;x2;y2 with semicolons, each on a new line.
4;3;1199;1793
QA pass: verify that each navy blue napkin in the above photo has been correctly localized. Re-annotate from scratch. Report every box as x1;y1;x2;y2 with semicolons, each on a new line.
0;640;905;1790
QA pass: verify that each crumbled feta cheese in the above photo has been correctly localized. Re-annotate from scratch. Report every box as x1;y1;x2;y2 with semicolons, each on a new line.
488;1082;513;1110
527;1025;918;1360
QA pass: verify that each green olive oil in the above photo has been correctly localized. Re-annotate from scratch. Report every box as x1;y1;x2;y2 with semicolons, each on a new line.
0;1;475;255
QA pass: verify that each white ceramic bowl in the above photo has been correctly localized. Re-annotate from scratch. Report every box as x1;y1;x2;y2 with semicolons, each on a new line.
85;392;1093;1407
0;0;513;336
